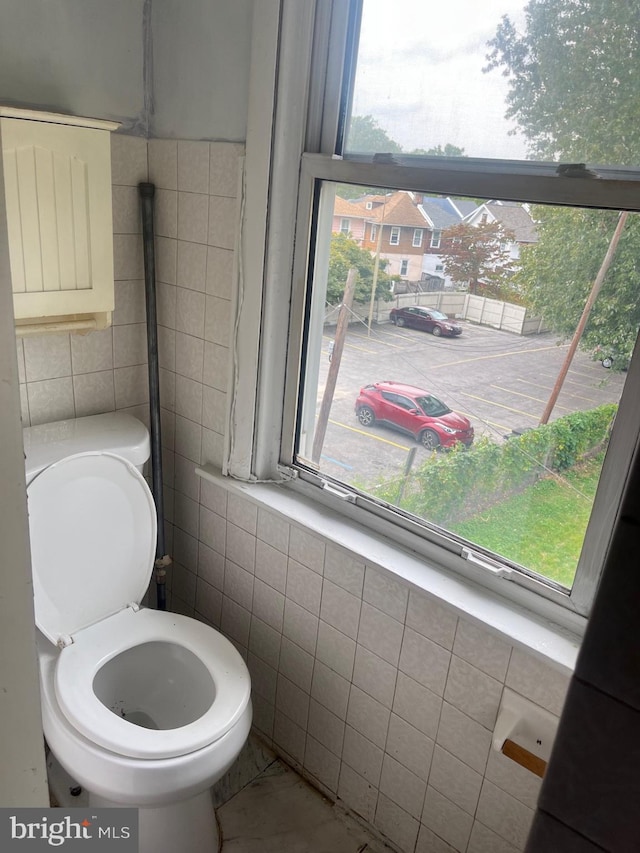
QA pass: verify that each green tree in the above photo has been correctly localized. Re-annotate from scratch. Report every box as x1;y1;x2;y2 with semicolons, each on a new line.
485;0;640;361
484;0;640;164
517;208;640;362
441;221;517;297
327;232;396;304
345;115;403;155
410;144;466;157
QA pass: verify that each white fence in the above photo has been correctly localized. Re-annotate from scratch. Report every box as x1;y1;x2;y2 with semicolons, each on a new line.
324;291;547;336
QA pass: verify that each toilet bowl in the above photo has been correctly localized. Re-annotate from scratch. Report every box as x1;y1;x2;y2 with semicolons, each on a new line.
24;413;252;853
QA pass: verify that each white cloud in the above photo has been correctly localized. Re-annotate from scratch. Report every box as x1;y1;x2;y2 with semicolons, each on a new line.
351;0;529;159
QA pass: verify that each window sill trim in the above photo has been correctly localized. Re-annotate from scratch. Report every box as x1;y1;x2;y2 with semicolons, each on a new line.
197;465;583;676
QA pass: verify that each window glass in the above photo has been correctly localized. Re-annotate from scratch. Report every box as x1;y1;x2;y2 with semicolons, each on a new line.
296;183;633;592
345;0;640;168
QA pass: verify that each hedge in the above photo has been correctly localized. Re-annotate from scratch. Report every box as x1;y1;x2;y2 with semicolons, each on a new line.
368;404;617;527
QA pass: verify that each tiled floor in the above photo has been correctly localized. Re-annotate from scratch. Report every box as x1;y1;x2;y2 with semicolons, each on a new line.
217;760;390;853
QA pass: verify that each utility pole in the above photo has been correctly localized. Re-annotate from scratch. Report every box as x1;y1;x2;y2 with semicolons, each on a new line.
312;268;357;464
539;211;628;425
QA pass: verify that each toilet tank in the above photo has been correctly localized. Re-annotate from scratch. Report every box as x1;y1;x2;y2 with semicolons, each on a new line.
23;412;150;483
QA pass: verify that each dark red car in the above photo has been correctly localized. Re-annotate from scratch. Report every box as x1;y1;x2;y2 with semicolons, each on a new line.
355;381;474;450
389;305;462;336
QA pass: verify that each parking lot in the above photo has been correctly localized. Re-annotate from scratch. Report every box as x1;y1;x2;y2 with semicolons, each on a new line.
314;319;626;486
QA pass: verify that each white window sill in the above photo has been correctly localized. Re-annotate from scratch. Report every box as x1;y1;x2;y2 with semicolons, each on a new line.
196;465;583;676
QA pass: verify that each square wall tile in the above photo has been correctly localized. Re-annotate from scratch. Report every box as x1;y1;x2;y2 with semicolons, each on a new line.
416;826;458;853
273;711;306;766
203;341;229;392
422;787;474;853
248;616;281;670
338;763;378;824
352;645;397;709
255;540;288;593
275;674;310;730
175;333;204;382
363;565;408;623
114;365;148;409
113;324;147;369
208;195;238;250
113;280;146;326
320;579;361;640
357;601;403;666
485;747;542;811
27;377;75;425
204;295;231;347
385;713;435;782
257;508;290;555
399;627;451;696
393;671;442;740
286;559;322;615
73;371;115;417
194;578;222;628
113;233;144;280
24;334;71;381
156;237;177;286
506;648;569;717
307;698;345;757
428;745;483;816
324;544;365;596
436;702;492;775
476;780;534;850
288;526;325;574
375;793;420;853
220;596;251;647
176;288;206;338
223;560;254;611
148;140;177;190
178;192;209;243
209;141;244;197
199;504;226;555
304;735;340;794
225;522;256;573
453;619;512;682
315;620;355;680
253;578;285;633
406;589;458;650
347;685;390;749
178;141;210;193
379;754;427;819
342;725;384;785
202;387;227;436
70;328;114;374
247;652;277;704
311;660;350;720
444;656;503;730
205;246;234;299
227;493;257;536
279;637;314;694
177;240;208;292
112;185;141;234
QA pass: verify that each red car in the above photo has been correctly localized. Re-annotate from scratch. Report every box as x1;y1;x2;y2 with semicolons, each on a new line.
389;306;462;336
355;381;474;450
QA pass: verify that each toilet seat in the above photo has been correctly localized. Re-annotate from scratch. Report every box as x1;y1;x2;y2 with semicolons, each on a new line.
54;607;251;760
28;451;251;761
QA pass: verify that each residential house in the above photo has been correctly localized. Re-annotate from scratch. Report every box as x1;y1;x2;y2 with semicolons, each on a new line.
464;200;538;261
1;6;639;853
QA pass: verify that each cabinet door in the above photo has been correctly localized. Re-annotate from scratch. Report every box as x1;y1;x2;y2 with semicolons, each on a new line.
2;118;114;321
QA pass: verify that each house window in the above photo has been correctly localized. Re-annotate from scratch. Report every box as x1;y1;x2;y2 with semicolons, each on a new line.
340;218;350;235
370;224;377;242
412;229;423;247
366;201;373;209
400;259;409;276
239;0;640;626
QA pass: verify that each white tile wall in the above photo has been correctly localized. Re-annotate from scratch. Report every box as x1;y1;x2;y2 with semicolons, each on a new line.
20;135;566;853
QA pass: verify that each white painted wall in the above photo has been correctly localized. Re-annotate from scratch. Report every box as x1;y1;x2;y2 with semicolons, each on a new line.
0;0;147;132
150;0;253;140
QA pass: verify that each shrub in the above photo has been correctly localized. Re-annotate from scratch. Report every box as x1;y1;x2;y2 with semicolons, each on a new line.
370;404;617;527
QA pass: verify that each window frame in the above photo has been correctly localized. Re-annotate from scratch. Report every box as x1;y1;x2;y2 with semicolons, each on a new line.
412;228;423;247
389;225;401;245
399;258;409;276
232;0;640;630
430;229;442;248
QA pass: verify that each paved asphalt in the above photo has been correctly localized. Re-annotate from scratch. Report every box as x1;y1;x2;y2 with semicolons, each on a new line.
314;318;627;487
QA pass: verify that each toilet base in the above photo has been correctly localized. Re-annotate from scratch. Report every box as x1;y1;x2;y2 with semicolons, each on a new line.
47;753;220;853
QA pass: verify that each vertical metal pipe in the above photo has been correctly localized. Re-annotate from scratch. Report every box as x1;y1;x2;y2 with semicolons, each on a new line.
139;181;168;610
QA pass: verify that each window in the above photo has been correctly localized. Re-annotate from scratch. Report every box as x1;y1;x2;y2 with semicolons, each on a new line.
412;228;423;247
430;230;442;249
399;259;408;276
370;224;377;241
239;0;640;626
340;218;350;234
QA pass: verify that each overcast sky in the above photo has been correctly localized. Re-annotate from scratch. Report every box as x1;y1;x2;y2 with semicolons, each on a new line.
351;0;529;160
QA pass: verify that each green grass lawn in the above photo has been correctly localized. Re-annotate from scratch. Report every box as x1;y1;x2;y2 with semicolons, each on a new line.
450;453;604;589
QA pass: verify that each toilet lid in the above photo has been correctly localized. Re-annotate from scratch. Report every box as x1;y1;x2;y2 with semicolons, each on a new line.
28;452;157;645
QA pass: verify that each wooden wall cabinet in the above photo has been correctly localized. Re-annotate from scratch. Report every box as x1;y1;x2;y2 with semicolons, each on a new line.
0;108;120;336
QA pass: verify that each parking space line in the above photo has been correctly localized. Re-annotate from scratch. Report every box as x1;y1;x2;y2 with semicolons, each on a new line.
427;341;570;370
514;377;599;404
328;419;411;450
459;392;540;420
490;384;570;411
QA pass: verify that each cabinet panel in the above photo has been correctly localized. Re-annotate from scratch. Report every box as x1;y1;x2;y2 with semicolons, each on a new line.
0;109;120;332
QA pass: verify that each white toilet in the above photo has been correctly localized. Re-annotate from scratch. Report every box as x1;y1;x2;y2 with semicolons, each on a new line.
23;412;252;853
